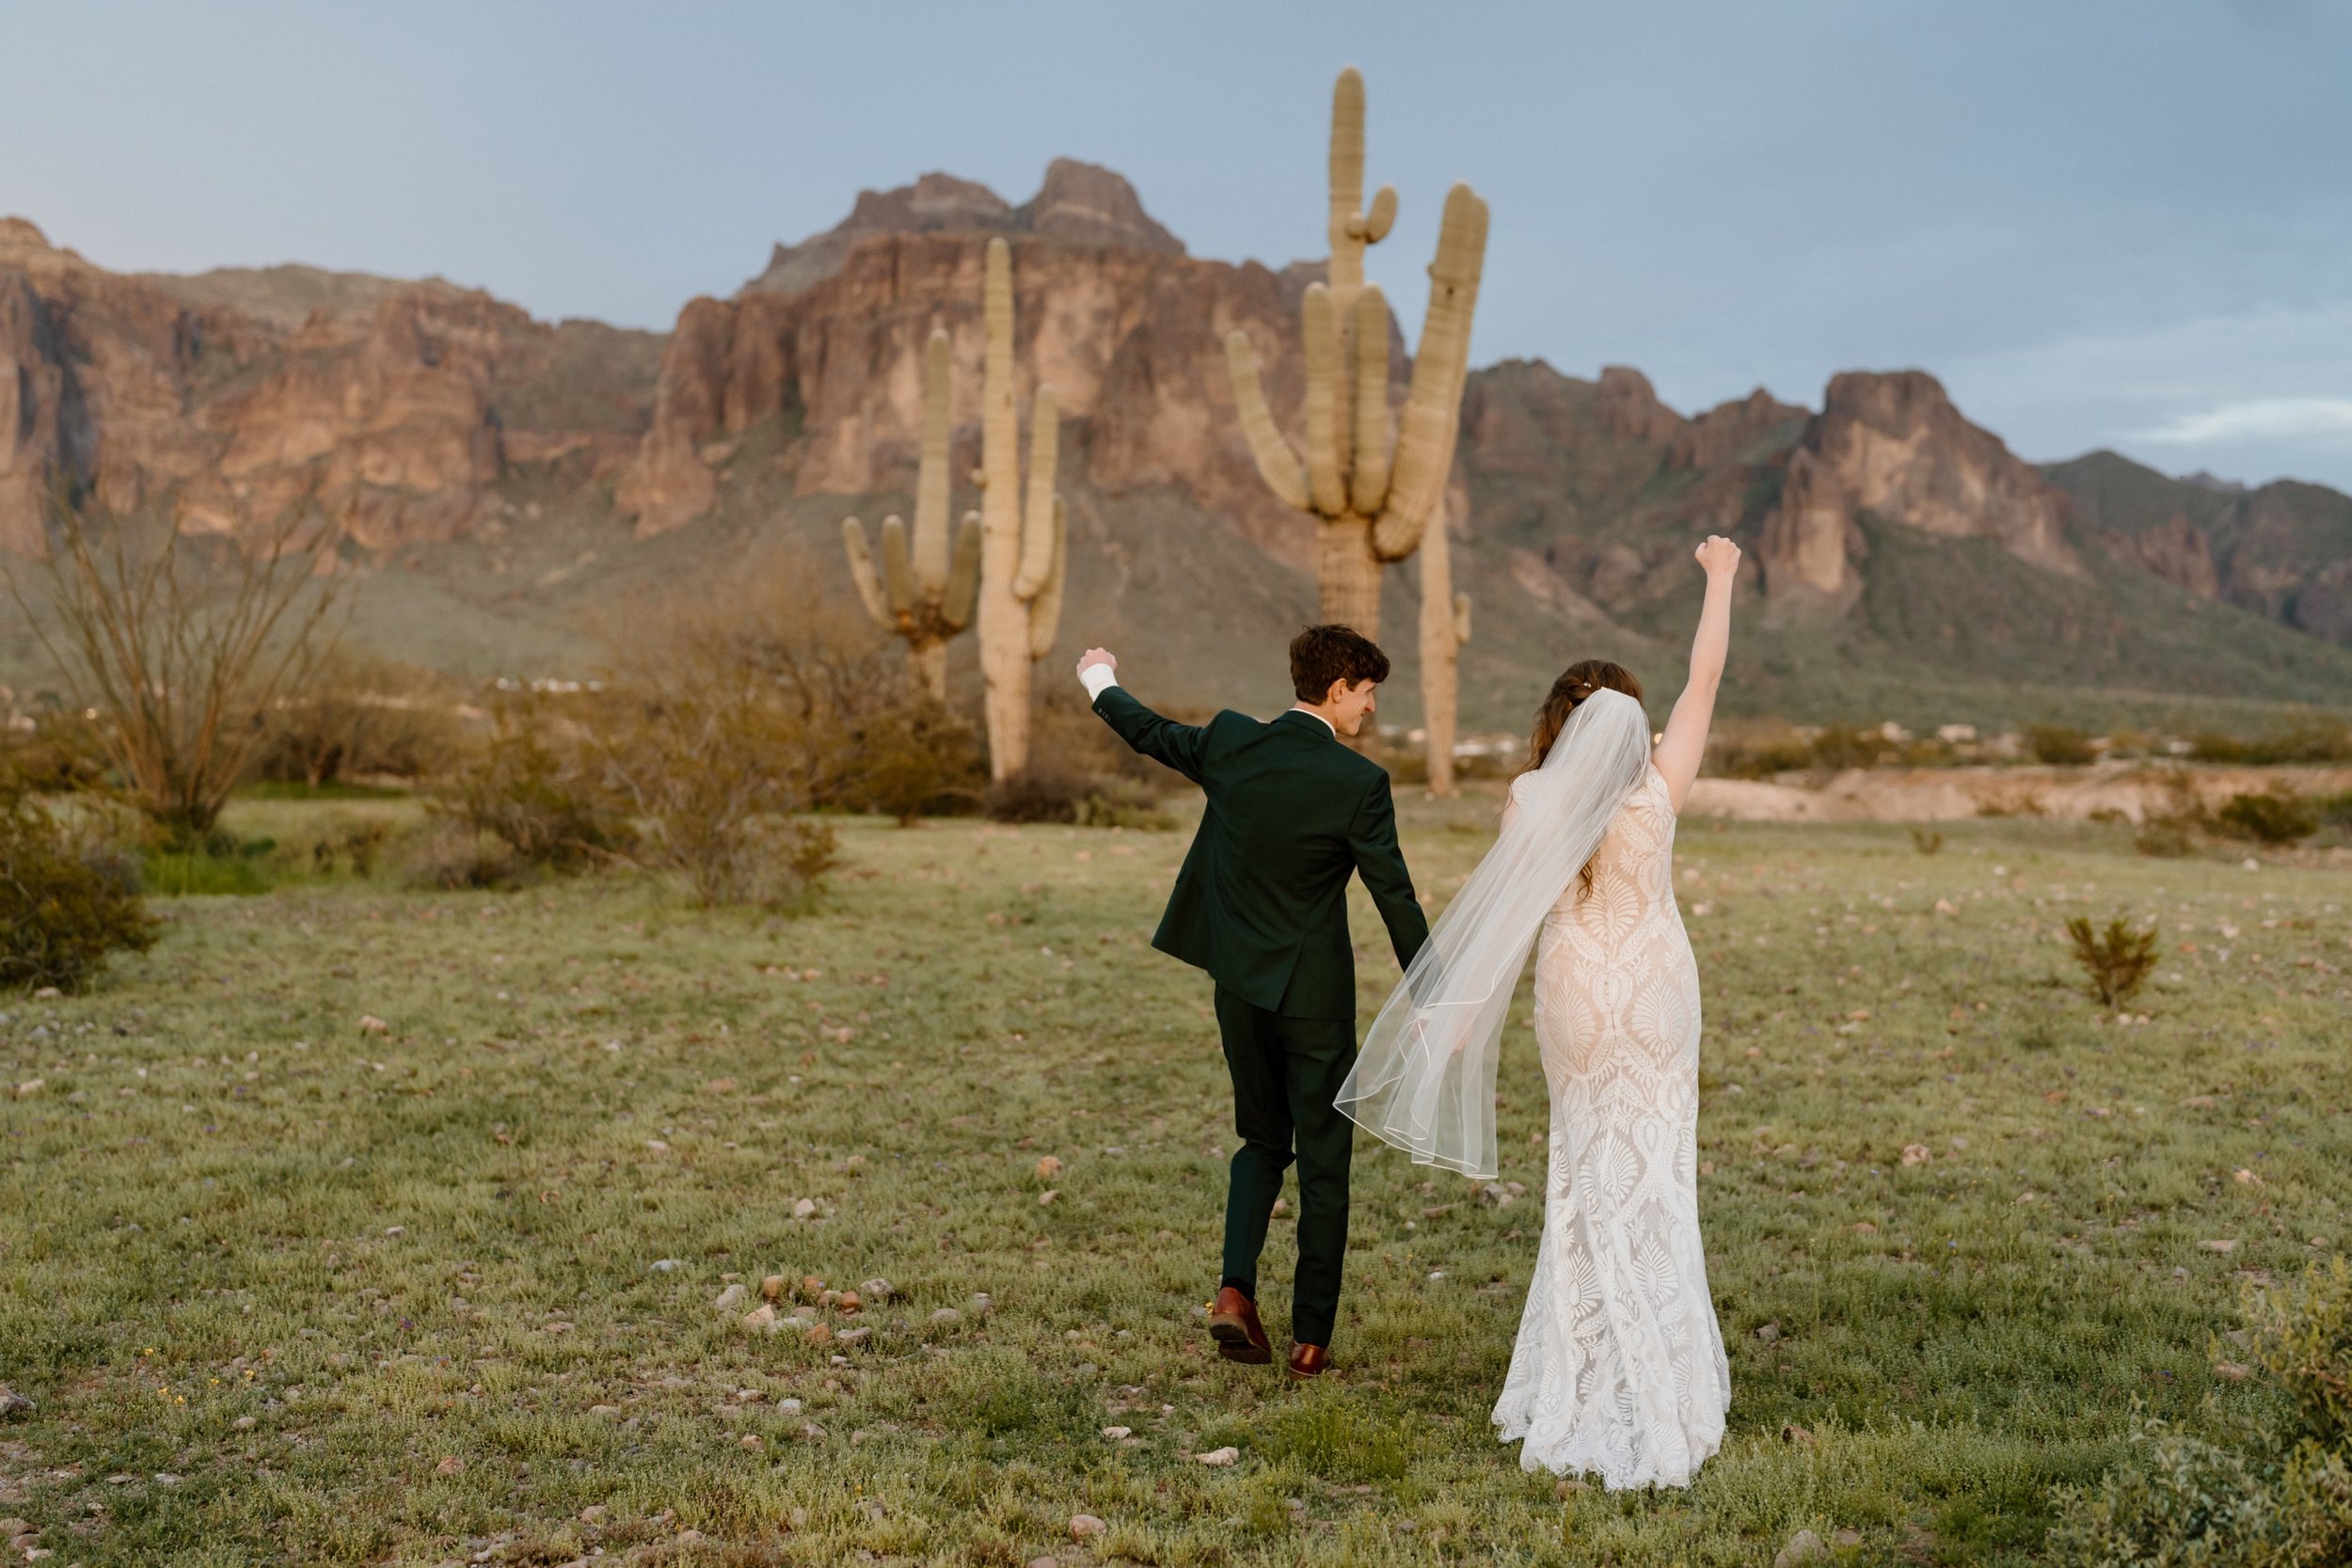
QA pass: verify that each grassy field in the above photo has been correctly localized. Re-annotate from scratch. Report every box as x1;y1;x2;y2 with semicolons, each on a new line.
2;791;2348;1566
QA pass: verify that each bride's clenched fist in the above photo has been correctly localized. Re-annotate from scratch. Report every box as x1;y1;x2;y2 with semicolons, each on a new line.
1694;535;1740;578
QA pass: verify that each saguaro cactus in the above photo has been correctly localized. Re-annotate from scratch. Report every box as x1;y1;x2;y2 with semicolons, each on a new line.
974;236;1068;782
1417;497;1472;797
1226;66;1489;642
841;329;982;701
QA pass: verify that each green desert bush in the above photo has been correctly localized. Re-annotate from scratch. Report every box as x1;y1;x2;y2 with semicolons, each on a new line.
0;771;156;993
250;648;463;787
983;769;1092;824
831;700;986;825
2216;789;2318;845
2049;1257;2352;1566
2027;723;2098;767
2135;818;2196;859
2066;915;2160;1009
1910;827;1946;855
398;820;524;892
431;720;636;877
1073;777;1176;831
2187;721;2352;766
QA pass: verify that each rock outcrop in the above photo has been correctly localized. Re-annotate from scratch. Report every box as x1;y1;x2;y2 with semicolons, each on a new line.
1759;370;2080;601
616;165;1312;554
0;216;658;555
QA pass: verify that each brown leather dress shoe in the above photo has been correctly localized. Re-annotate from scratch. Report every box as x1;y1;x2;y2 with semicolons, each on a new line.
1206;1286;1272;1365
1286;1342;1331;1379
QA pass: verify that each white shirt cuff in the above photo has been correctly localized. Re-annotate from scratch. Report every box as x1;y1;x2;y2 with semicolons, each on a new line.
1079;664;1119;702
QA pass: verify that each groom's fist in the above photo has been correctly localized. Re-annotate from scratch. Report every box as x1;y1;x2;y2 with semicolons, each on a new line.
1076;647;1117;678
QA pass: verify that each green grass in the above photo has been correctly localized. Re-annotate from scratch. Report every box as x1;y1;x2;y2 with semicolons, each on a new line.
2;795;2348;1565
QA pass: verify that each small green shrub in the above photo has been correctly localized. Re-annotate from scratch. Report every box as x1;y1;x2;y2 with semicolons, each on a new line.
0;777;157;993
1075;778;1176;831
2217;790;2318;845
2048;1256;2352;1566
2135;819;2195;858
2065;915;2159;1009
833;702;986;825
2026;724;2097;767
398;821;524;891
1910;828;1945;855
310;819;392;878
433;723;635;875
2316;791;2352;832
2187;722;2352;766
983;770;1090;825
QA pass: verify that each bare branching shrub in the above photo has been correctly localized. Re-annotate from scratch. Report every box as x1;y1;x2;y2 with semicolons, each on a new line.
251;648;461;786
7;498;345;841
2064;915;2159;1009
0;765;156;993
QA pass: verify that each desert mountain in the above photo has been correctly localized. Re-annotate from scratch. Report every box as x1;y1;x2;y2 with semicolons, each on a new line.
5;169;2350;734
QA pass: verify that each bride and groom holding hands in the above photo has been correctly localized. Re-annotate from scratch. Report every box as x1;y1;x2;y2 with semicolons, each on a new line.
1075;535;1742;1491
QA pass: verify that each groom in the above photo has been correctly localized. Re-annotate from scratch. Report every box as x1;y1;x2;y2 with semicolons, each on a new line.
1077;626;1429;1378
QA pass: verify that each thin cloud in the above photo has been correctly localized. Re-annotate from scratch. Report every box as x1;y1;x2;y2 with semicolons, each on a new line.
2138;397;2352;445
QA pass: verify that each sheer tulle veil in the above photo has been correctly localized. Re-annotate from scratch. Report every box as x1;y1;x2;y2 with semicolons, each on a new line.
1336;689;1653;1179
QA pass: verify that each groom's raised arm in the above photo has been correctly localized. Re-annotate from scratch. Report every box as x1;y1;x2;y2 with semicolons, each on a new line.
1348;772;1430;973
1078;649;1210;784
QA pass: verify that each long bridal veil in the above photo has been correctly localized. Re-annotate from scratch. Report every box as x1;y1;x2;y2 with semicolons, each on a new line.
1336;688;1653;1180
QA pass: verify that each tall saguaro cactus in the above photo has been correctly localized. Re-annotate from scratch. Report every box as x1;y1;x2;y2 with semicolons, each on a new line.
974;236;1068;781
1417;497;1472;797
841;329;982;701
1226;66;1489;642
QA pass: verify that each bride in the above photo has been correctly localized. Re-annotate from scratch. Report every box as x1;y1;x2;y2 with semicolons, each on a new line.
1339;534;1740;1490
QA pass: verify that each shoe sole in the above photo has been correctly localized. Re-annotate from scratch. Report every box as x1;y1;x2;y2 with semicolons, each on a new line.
1207;1317;1272;1365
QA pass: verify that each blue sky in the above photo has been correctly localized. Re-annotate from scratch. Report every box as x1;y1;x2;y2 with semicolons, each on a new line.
7;0;2350;490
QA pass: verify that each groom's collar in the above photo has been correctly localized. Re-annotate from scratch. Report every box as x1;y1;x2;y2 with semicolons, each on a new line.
1279;705;1337;737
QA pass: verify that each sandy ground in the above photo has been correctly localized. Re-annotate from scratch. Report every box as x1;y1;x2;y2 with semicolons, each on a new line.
1684;763;2352;824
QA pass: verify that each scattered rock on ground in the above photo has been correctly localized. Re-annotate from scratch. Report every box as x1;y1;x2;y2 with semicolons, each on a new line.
1069;1513;1106;1539
1036;1155;1064;1180
1774;1528;1826;1567
713;1284;746;1311
1193;1447;1239;1466
1101;1425;1132;1440
1756;1322;1782;1344
930;1308;963;1327
435;1456;464;1477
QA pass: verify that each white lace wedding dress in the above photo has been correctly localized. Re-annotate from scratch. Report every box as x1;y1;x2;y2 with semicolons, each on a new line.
1491;760;1730;1488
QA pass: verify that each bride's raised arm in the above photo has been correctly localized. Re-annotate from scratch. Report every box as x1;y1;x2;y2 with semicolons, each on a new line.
1651;535;1741;813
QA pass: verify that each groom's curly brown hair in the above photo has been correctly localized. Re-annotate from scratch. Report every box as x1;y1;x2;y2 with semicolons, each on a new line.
1289;624;1390;703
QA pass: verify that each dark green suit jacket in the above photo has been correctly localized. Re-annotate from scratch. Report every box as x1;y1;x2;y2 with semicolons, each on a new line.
1093;686;1430;1020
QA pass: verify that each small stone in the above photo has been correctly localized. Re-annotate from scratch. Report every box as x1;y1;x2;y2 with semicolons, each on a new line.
1933;898;1956;915
798;1422;826;1441
1039;1189;1060;1207
2215;1361;2253;1382
358;1015;389;1035
777;1398;803;1415
1780;1421;1814;1445
1271;1196;1291;1217
713;1284;747;1311
837;1290;863;1313
1036;1155;1064;1180
676;1528;706;1544
1900;1144;1931;1166
1774;1528;1827;1567
1554;1479;1586;1498
859;1277;895;1301
1756;1322;1782;1344
0;1522;28;1540
644;1139;670;1153
970;1291;995;1313
761;1275;787;1300
1069;1513;1106;1539
2200;1239;2239;1254
1028;1558;1059;1568
650;1258;683;1273
1851;1221;1877;1235
384;1225;405;1237
1834;1530;1863;1548
930;1308;963;1327
792;1198;817;1219
806;1323;834;1346
233;1415;257;1430
31;986;60;999
1193;1446;1239;1466
590;1403;621;1417
0;1386;34;1418
739;1433;763;1449
741;1304;779;1332
580;1505;608;1524
435;1455;465;1476
2233;1168;2263;1186
11;1081;40;1098
836;1327;871;1346
1101;1425;1132;1440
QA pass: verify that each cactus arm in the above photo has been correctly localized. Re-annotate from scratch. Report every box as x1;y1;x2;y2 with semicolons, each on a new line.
1327;67;1372;299
841;517;893;629
1025;495;1068;661
1300;285;1345;515
1376;183;1489;560
1454;592;1471;644
1349;284;1391;515
1223;330;1310;511
912;328;953;596
879;515;915;617
1354;184;1398;243
1014;386;1061;600
941;510;982;633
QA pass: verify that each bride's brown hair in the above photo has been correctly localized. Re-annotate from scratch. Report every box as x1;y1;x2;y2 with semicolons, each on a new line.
1522;659;1645;899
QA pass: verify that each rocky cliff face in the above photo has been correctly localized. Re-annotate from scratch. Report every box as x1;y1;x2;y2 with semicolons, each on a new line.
0;217;658;555
1757;370;2080;603
615;163;1324;559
